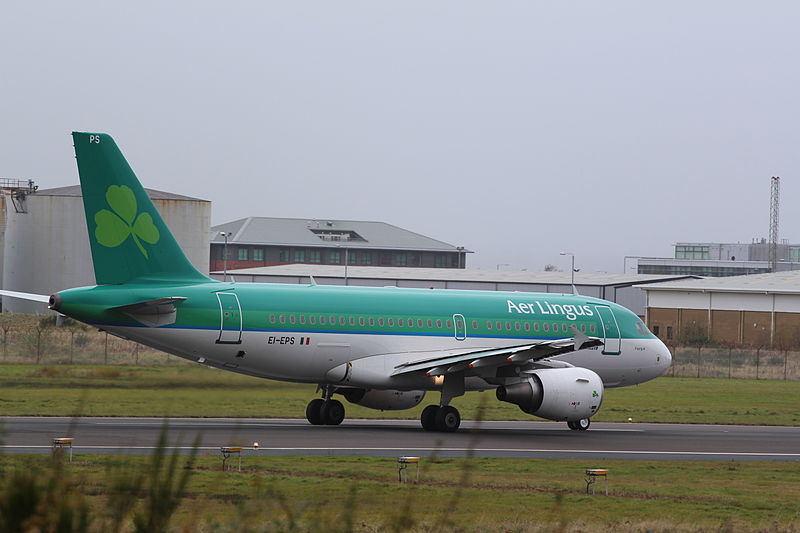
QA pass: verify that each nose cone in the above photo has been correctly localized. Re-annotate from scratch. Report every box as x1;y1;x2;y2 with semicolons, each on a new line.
656;338;672;376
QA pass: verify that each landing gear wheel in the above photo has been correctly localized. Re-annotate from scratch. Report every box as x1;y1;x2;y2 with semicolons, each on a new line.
421;405;440;431
567;420;578;430
320;399;345;425
306;398;325;425
435;406;461;432
576;418;590;431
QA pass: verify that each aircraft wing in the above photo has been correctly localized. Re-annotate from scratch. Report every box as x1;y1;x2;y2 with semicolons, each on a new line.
0;290;50;303
391;326;603;377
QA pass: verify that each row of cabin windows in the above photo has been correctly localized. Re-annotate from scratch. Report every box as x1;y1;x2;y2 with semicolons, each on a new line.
267;314;597;334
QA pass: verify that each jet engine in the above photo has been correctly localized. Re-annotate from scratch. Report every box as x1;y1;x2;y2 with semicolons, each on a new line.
495;367;603;421
341;388;426;411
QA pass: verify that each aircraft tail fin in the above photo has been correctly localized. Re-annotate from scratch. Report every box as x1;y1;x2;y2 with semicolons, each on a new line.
72;132;211;285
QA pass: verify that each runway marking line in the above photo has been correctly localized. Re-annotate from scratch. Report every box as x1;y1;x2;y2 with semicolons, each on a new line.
2;445;799;458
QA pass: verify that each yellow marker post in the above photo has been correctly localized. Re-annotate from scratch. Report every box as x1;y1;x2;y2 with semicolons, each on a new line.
221;446;243;472
585;468;609;495
398;456;421;483
52;437;75;462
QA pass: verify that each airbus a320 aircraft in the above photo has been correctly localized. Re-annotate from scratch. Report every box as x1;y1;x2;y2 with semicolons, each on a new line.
1;132;672;432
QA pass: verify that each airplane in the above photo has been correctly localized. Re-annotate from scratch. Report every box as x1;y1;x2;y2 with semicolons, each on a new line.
0;132;672;433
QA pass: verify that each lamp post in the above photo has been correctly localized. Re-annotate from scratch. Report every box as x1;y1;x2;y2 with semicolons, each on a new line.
560;252;575;287
220;232;230;282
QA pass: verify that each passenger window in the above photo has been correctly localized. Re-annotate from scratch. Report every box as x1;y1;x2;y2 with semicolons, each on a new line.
427;319;433;328
590;324;596;333
399;318;405;327
378;318;385;327
514;322;521;331
417;319;423;327
369;318;375;326
279;315;286;324
487;321;492;330
496;321;502;330
349;316;355;326
505;322;511;331
543;323;549;332
534;323;539;332
562;324;568;333
436;319;442;328
339;316;346;326
524;322;530;331
580;323;586;333
472;320;478;329
388;318;394;327
269;314;275;323
359;317;365;326
310;316;316;325
300;315;306;324
320;316;327;325
290;315;296;324
446;320;452;329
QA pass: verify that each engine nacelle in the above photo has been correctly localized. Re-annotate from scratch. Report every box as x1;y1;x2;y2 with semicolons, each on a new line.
341;388;426;411
495;367;604;422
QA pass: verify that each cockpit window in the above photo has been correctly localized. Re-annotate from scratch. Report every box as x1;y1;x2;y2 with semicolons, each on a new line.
635;320;650;336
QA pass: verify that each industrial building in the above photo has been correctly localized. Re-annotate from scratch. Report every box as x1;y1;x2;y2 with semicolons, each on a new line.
0;183;210;313
210;217;470;272
635;240;800;277
212;264;697;317
638;270;800;347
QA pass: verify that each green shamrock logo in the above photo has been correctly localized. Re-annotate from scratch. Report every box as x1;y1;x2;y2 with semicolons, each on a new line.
94;185;160;258
592;390;599;398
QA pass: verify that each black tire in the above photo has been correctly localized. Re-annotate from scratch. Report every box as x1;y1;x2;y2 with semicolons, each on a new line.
567;420;578;430
306;398;325;425
321;399;345;425
576;418;591;431
435;406;461;433
421;405;439;431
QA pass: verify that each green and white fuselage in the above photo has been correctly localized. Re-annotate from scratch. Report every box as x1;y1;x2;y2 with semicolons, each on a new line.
3;132;672;432
53;281;669;390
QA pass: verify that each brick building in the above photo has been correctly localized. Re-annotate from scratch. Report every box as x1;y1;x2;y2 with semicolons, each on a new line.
638;271;800;347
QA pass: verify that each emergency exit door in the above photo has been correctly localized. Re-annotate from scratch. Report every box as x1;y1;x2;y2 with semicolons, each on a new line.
216;292;242;344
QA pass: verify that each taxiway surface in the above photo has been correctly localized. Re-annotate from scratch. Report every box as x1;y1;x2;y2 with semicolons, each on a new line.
2;417;799;461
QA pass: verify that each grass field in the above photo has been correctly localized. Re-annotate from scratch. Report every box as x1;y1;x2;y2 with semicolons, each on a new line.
1;363;800;425
1;451;798;532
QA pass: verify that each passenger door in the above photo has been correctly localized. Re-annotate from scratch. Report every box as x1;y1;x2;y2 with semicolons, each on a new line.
595;305;621;355
216;292;243;344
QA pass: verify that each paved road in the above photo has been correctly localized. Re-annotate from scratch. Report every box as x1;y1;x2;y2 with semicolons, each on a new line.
2;417;799;461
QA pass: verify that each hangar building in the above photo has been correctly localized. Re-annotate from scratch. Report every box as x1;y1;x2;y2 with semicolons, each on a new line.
210;217;470;272
638;270;800;347
0;183;210;313
213;264;696;317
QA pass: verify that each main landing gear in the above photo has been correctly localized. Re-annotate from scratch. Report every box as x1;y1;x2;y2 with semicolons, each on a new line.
306;396;345;426
567;419;591;431
420;405;461;432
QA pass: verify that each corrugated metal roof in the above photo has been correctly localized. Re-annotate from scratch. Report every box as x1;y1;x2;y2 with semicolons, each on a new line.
636;270;800;294
215;263;694;287
210;217;468;252
34;185;208;202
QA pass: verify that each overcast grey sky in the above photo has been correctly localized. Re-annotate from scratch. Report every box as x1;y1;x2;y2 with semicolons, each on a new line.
2;2;798;273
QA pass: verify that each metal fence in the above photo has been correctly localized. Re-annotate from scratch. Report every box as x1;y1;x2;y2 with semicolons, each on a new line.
667;344;800;380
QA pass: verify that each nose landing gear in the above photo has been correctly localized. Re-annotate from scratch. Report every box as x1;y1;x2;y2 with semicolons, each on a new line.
567;418;591;431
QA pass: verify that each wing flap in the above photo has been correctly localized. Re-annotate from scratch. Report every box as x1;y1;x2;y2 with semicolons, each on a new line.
391;330;603;377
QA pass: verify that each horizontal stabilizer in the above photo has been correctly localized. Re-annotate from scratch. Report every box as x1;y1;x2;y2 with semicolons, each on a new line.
0;290;51;304
111;297;187;327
